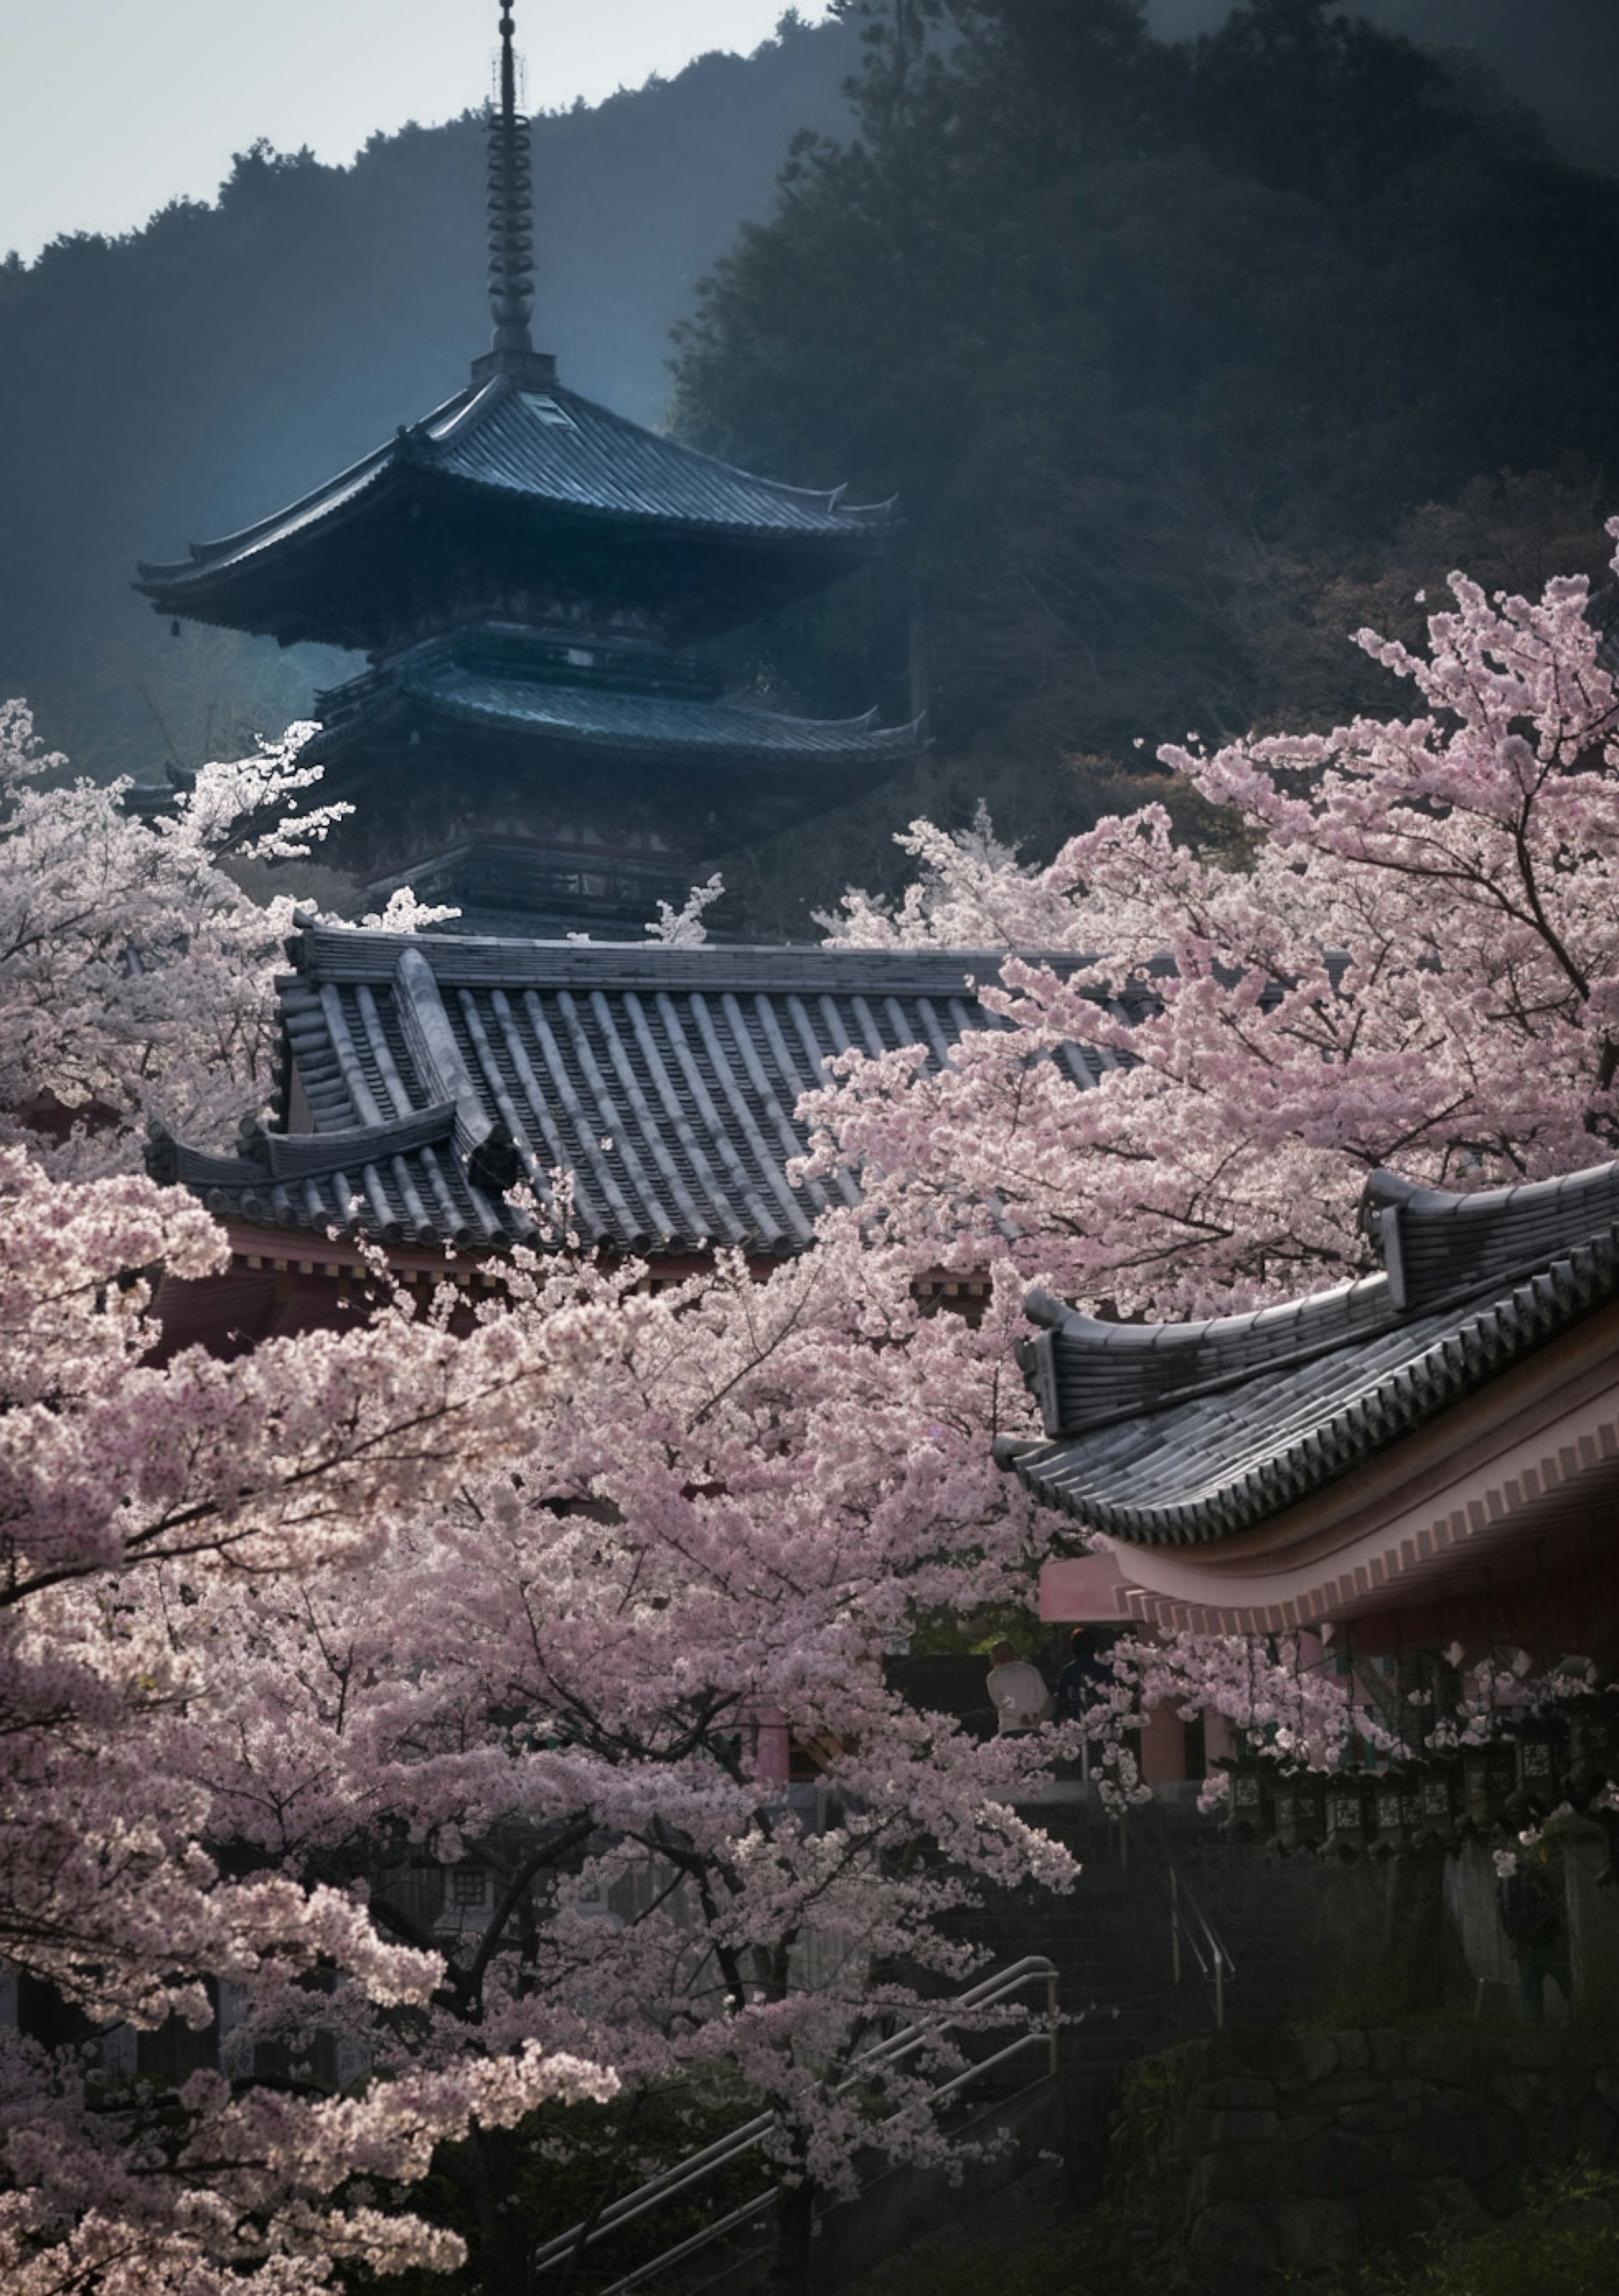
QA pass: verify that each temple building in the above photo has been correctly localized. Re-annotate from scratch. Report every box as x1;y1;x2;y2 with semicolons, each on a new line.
1002;1160;1619;1664
147;923;1108;1352
136;4;920;938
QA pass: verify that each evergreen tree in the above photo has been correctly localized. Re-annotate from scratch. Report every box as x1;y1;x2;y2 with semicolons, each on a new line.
674;0;1619;927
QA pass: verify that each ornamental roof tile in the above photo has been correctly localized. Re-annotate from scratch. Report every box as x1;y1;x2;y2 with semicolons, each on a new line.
1000;1159;1619;1546
152;931;1112;1260
136;375;893;603
428;381;893;536
316;648;924;768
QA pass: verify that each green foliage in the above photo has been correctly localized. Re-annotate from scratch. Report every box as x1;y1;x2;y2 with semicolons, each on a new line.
675;0;1619;927
906;1600;1045;1659
340;2075;766;2296
1314;2167;1619;2296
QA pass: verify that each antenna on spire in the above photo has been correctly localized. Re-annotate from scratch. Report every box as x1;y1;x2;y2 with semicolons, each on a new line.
474;1;555;387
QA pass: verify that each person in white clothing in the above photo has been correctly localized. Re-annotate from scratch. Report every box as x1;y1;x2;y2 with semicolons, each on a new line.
986;1641;1053;1736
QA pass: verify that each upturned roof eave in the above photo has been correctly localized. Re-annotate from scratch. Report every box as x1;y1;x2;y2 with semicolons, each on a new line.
1006;1199;1619;1552
307;680;926;772
1053;1298;1619;1637
136;385;897;607
132;384;476;588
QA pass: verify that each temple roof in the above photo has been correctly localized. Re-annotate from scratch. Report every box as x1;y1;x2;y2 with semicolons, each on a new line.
312;638;924;772
135;374;896;651
136;0;901;666
143;376;890;575
999;1160;1619;1547
151;929;1112;1259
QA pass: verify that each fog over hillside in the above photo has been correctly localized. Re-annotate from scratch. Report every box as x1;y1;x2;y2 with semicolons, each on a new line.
0;15;859;781
1;0;1616;911
1148;0;1619;176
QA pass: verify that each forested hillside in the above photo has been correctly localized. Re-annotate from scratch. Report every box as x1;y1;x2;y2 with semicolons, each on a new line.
674;0;1619;929
1162;0;1619;179
0;12;860;781
3;0;1619;938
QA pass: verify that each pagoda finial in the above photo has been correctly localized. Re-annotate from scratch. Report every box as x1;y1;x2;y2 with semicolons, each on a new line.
476;2;555;385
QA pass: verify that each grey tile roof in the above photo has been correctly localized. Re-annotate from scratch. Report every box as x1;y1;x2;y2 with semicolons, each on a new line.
315;648;923;769
151;930;1113;1258
1000;1161;1619;1546
136;374;894;601
429;381;894;537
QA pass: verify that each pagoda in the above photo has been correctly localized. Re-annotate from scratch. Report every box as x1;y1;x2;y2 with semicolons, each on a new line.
137;4;919;937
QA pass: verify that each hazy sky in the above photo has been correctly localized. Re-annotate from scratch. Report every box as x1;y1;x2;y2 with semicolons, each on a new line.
1;1;833;264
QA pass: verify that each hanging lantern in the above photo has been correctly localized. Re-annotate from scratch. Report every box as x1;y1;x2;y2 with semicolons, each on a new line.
1269;1773;1328;1857
1371;1769;1417;1859
1505;1717;1566;1827
1268;1779;1303;1858
1295;1772;1330;1851
1222;1758;1274;1841
1409;1759;1463;1851
1321;1776;1374;1861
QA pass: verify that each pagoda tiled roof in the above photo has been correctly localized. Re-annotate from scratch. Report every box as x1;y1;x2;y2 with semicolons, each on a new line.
314;641;924;769
151;930;1114;1259
137;372;894;602
999;1160;1619;1546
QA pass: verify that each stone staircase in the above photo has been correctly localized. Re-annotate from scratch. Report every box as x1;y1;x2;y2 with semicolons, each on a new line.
538;1796;1347;2293
947;1791;1337;2191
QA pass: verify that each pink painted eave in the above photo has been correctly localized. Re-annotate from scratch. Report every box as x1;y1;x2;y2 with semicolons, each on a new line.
1039;1299;1619;1637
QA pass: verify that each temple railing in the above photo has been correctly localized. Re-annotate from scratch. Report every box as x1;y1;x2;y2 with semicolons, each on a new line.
530;1953;1060;2293
1126;1798;1236;2028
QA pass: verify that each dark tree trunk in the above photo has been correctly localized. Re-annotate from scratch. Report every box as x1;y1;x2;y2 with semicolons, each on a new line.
441;2123;532;2296
773;2177;817;2296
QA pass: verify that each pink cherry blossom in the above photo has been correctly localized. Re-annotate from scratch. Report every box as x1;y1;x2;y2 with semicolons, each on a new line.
11;515;1619;2284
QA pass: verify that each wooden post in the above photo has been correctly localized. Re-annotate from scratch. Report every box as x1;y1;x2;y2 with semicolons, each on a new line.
1170;1866;1181;1987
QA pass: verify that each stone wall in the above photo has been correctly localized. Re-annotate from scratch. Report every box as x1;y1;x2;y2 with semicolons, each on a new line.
1106;2024;1619;2293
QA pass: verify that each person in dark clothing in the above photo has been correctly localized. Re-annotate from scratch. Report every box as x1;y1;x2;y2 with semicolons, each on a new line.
1054;1627;1113;1724
1053;1627;1115;1783
1497;1837;1573;2023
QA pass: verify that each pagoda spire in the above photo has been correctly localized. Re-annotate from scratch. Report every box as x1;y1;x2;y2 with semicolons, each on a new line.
478;2;554;384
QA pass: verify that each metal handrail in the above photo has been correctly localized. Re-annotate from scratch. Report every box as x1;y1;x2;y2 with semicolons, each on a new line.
1129;1801;1236;2029
1169;1863;1233;2028
530;1954;1060;2283
594;2187;775;2296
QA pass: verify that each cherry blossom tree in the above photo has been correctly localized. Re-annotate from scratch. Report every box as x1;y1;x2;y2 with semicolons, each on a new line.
807;526;1619;1779
0;701;347;1175
0;1200;1078;2296
0;706;1073;2291
0;707;639;2289
813;524;1619;1316
124;1229;1073;2296
0;1141;644;2293
25;514;1619;2282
